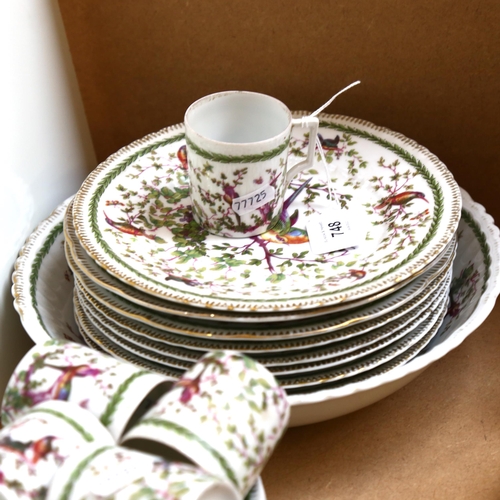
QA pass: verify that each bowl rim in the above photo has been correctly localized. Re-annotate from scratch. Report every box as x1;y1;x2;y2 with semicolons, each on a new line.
288;187;500;406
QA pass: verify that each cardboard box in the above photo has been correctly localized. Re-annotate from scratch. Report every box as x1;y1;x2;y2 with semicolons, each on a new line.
5;2;500;497
59;0;500;222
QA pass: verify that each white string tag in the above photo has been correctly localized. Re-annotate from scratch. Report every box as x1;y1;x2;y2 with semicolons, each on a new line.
308;80;361;204
315;135;339;207
304;80;364;255
309;80;361;118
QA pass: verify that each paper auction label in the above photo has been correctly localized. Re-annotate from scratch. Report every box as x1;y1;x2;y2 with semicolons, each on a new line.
306;210;361;254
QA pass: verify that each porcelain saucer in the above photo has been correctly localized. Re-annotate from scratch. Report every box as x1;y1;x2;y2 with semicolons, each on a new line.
72;113;461;312
74;282;448;390
65;198;456;323
73;269;450;356
67;232;453;341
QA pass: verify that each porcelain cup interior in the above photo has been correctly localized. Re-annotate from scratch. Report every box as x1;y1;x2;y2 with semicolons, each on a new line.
185;91;292;144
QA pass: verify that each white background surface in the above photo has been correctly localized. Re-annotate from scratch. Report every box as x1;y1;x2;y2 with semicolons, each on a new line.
0;0;95;398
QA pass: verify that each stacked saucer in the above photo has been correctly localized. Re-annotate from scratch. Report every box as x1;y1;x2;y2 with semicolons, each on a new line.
63;113;462;394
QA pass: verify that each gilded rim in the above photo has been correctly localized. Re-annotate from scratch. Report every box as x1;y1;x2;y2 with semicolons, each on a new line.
65;195;457;322
67;239;454;342
288;187;500;402
72;113;461;312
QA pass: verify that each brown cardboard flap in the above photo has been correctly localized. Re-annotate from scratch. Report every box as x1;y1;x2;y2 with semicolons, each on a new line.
56;6;500;490
59;0;500;222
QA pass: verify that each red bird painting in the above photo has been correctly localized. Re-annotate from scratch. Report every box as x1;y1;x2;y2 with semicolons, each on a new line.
177;145;188;170
374;191;428;210
349;269;366;280
175;373;202;404
173;356;224;404
44;364;102;401
104;213;156;240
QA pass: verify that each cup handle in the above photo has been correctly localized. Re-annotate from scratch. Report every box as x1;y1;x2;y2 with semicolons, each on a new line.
285;116;319;185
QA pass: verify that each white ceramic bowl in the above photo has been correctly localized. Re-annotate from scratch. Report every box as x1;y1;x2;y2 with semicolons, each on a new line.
287;188;500;425
11;189;500;427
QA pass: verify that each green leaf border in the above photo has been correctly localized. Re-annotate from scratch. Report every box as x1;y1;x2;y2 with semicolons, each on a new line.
29;221;64;333
59;445;112;500
26;407;95;442
99;370;152;427
461;208;491;293
79;120;460;307
136;418;239;488
185;136;290;163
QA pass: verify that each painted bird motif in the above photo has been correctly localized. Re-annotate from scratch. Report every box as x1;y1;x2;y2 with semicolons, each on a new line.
318;134;340;150
260;178;312;244
165;274;201;287
260;227;309;245
349;269;366;280
175;373;202;404
0;435;57;464
374;191;428;210
44;364;102;401
177;145;188;170
104;213;157;240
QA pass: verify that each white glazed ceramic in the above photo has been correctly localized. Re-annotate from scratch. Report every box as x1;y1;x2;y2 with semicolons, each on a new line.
73;300;182;380
74;264;449;358
268;279;450;375
287;188;500;425
11;196;81;344
73;296;192;374
72;113;461;312
12;188;499;426
0;400;114;500
185;91;319;237
82;289;447;390
75;269;448;361
282;295;448;388
47;445;240;500
74;273;450;375
68;231;454;341
248;478;266;500
1;340;171;441
64;196;456;323
122;351;289;497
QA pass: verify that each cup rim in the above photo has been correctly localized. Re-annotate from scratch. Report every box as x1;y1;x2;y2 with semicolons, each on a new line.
184;90;292;147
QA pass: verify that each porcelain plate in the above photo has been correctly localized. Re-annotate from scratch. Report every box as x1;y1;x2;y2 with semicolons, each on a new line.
72;113;461;312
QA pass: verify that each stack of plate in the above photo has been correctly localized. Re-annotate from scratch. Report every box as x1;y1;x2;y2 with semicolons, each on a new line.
62;113;461;395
